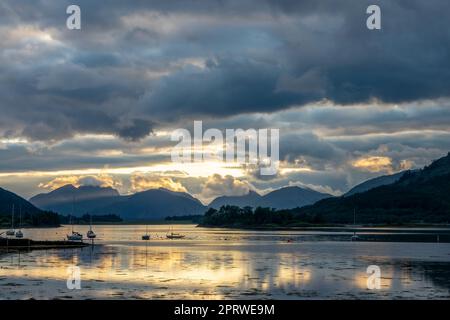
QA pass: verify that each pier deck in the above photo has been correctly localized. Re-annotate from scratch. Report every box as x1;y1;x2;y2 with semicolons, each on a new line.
0;237;89;251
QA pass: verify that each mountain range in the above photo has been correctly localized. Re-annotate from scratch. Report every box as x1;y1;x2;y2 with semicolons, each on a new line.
30;186;206;220
209;187;331;209
5;152;450;223
30;184;120;215
28;184;332;220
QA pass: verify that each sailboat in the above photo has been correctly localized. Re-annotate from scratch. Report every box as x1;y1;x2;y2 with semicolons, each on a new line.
67;198;82;241
142;225;150;240
15;206;23;238
86;215;96;239
166;226;185;239
6;204;15;236
351;208;360;241
67;215;83;241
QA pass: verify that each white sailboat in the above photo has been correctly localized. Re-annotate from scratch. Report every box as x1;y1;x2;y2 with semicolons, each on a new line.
6;204;15;236
67;198;82;241
15;206;23;238
86;215;96;239
67;215;83;241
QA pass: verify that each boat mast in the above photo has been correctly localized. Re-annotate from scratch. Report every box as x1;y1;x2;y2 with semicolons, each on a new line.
71;196;75;234
11;204;15;229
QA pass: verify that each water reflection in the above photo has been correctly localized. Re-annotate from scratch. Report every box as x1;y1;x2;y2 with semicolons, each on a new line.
1;225;450;299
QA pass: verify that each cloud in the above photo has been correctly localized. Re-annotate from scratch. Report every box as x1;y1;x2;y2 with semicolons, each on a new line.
38;173;122;190
199;174;252;203
352;156;393;173
130;173;188;193
1;0;450;142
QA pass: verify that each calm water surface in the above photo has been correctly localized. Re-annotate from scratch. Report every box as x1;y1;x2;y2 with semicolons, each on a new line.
1;225;450;299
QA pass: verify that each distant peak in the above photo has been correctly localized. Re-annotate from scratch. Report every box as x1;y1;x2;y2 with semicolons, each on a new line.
59;184;77;190
78;185;111;190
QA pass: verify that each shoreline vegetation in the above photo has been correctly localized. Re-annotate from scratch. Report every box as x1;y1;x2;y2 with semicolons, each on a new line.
0;211;60;228
4;211;450;230
198;206;450;229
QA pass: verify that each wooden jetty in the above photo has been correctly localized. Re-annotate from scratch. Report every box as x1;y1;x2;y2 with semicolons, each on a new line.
0;237;89;252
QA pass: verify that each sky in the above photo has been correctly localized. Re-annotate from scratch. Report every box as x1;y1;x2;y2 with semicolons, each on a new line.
1;0;450;204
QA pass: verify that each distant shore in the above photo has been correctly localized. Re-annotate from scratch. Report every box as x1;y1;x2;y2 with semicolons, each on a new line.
197;224;450;243
198;223;450;231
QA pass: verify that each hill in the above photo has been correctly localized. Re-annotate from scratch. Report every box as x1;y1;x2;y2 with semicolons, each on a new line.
30;185;121;215
297;152;450;224
0;187;59;227
344;171;406;197
91;188;207;220
209;191;262;209
30;185;207;220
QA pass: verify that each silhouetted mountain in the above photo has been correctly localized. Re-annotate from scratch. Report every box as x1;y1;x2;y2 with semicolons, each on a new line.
209;191;262;209
30;185;207;220
345;171;407;196
0;187;59;227
92;188;206;220
259;186;331;209
1;187;43;216
297;152;450;224
209;186;331;209
30;184;120;215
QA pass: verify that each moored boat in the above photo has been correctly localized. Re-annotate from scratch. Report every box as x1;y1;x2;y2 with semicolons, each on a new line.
142;225;150;240
6;204;15;236
86;215;96;239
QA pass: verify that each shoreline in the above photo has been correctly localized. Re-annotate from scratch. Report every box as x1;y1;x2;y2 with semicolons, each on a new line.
197;224;450;232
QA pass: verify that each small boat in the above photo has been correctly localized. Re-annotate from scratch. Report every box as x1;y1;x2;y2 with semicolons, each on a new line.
351;232;360;241
67;212;83;241
142;226;150;240
166;233;185;239
15;207;24;238
350;208;360;241
87;230;96;239
67;232;83;241
86;215;96;239
6;205;15;236
166;226;185;239
166;228;185;239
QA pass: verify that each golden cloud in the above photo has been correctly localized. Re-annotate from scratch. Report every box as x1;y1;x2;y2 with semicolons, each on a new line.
130;173;188;193
352;156;393;173
38;173;122;190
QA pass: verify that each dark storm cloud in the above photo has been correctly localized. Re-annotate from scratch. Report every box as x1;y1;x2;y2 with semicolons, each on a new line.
0;142;169;173
0;0;450;141
139;57;306;119
280;132;343;164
